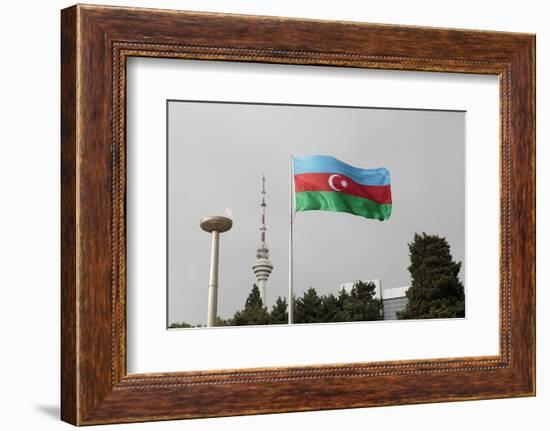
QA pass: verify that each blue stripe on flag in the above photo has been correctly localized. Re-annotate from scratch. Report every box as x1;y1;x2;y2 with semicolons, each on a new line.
293;155;390;186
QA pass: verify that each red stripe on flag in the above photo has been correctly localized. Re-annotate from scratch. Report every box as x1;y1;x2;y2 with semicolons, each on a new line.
294;173;392;204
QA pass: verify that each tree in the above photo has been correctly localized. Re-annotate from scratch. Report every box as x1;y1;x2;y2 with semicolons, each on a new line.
333;287;352;322
398;233;465;319
291;282;383;324
270;296;288;324
168;321;194;328
341;280;383;321
294;287;324;323
232;284;271;325
215;316;233;326
320;293;341;322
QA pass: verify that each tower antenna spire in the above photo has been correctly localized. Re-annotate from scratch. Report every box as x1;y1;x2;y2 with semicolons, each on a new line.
252;174;273;306
260;173;267;247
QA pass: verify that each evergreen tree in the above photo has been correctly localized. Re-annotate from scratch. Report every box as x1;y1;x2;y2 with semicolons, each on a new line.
168;321;194;328
291;282;383;324
270;296;288;324
342;280;383;321
215;316;233;326
294;287;324;323
333;287;352;322
232;284;271;325
320;293;341;322
398;233;465;319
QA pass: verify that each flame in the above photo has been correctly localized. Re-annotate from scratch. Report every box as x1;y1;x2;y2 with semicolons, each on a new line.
224;207;234;218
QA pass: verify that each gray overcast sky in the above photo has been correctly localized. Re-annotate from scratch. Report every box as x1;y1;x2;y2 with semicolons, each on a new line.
168;102;465;326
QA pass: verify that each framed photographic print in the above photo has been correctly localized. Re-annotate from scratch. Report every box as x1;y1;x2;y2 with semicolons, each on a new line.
61;4;535;425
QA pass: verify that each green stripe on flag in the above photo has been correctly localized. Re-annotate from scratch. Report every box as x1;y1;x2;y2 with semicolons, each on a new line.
295;191;392;221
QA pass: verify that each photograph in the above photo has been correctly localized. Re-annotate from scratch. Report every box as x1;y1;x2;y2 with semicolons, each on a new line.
167;101;466;328
45;2;535;426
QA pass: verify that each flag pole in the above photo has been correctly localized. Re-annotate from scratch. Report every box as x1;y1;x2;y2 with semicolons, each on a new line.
288;154;294;324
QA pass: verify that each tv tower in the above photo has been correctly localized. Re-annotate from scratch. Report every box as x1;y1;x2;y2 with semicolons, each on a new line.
252;174;274;306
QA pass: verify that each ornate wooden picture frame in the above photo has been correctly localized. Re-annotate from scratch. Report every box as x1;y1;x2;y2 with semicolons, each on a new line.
61;4;535;425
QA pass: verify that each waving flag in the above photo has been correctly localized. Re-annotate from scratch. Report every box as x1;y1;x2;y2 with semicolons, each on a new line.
293;155;392;221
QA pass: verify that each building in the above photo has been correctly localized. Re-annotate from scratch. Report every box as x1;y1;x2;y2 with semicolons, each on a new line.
251;175;273;305
339;280;409;320
381;286;409;320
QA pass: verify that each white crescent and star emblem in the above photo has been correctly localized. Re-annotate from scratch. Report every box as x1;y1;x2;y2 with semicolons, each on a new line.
328;174;348;191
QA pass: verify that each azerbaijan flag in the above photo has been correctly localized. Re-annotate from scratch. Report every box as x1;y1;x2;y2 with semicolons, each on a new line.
293;155;392;221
